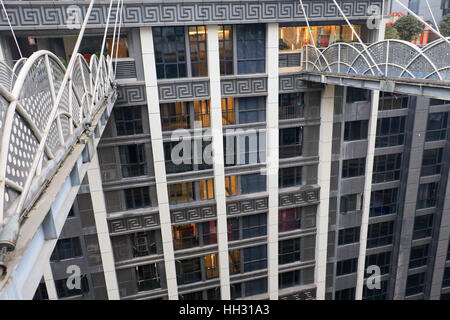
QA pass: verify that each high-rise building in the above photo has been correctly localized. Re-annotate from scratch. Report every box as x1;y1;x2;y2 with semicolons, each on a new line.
0;0;449;301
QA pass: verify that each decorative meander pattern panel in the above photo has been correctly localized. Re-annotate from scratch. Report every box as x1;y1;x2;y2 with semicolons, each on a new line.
226;197;268;215
279;74;309;93
0;1;383;29
109;213;159;234
221;76;267;97
116;84;146;105
158;79;210;102
171;204;217;224
278;188;320;207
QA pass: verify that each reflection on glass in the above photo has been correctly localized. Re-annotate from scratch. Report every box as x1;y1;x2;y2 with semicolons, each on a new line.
279;25;361;51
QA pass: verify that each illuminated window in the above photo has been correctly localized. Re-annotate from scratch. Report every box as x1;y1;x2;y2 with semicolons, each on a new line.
189;26;208;77
221;98;235;125
219;25;233;75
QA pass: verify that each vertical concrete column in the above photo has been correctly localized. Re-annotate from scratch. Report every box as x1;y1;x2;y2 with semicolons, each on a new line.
139;27;178;300
430;169;450;299
42;261;58;300
315;85;335;300
86;153;120;300
266;22;279;300
393;96;429;299
206;25;231;300
355;90;380;299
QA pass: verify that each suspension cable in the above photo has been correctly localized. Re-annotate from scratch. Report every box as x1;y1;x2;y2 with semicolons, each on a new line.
424;0;440;34
114;0;124;77
0;0;23;59
89;0;115;111
109;0;121;79
393;0;450;45
298;0;325;69
331;0;383;75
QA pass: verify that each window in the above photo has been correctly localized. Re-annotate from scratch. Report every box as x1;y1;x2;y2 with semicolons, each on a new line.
338;227;360;245
421;149;443;176
51;237;82;261
370;188;398;217
164;141;193;174
336;258;358;276
239;174;266;195
342;158;366;178
363;280;388;300
279;93;304;120
365;251;391;276
346;87;370;103
224;131;266;166
176;257;202;285
225;175;238;197
221;98;235;125
376;117;406;148
405;273;425;296
172;221;217;250
111;231;158;261
114;106;143;136
279;208;302;232
417;183;438;209
175;255;219;285
188;26;208;77
279;25;361;51
236;24;265;74
168;180;214;204
55;276;89;298
119;144;147;178
379;92;409;110
179;288;221;300
426;112;448;142
229;245;267;274
372;153;402;183
219;25;233;75
340;194;362;213
230;278;268;299
279;238;301;265
344;120;368;141
409;244;429;269
335;287;355;300
279;166;303;188
136;263;161;291
243;245;267;272
238;96;266;124
279;127;303;159
153;26;187;79
193;100;211;127
367;221;394;248
279;270;301;289
227;213;267;241
412;214;434;240
443;267;450;288
160;102;190;131
124;187;151;209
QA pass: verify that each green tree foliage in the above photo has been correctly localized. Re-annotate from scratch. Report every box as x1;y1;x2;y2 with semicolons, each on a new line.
439;13;450;37
393;15;425;42
385;25;399;40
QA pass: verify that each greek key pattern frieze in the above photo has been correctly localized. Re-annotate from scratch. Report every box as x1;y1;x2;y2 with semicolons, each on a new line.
158;79;210;102
221;76;267;97
0;1;383;29
116;84;146;105
226;197;268;215
279;188;320;207
109;213;159;234
171;204;217;224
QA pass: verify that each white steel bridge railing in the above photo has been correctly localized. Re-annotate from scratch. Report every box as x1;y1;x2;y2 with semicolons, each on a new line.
0;51;116;274
302;37;450;82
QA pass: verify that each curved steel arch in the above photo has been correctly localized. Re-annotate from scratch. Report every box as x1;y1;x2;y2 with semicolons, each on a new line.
0;50;115;242
302;38;450;82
